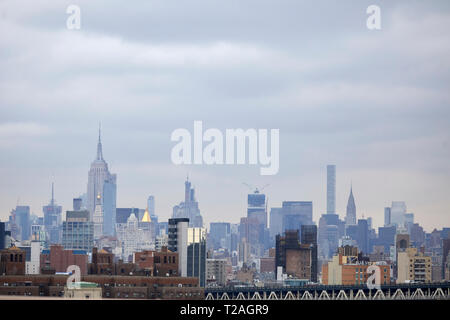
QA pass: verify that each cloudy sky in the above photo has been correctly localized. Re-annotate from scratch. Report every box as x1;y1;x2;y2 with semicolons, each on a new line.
0;0;449;231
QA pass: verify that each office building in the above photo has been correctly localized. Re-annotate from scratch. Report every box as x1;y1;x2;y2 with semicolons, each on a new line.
14;206;31;241
275;230;312;280
281;201;313;233
357;219;369;254
301;225;318;282
206;258;227;286
397;247;432;283
247;189;267;228
86;126;117;236
390;201;407;228
93;193;104;240
62;210;94;252
187;227;206;287
239;216;264;256
377;226;396;253
327;165;336;214
209;222;231;251
269;207;283;240
384;207;391;227
43;183;62;245
116;213;153;262
73;198;83;211
116;208;140;224
318;213;345;259
172;178;203;228
168;218;189;277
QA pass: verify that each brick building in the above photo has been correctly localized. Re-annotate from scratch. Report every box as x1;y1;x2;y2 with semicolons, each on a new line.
134;247;178;277
322;246;391;285
87;246;179;277
0;274;203;299
0;246;26;275
40;245;88;275
275;230;312;280
259;257;275;273
88;247;114;275
152;247;178;276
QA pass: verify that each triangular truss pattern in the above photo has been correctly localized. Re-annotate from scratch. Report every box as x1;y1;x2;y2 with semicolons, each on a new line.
268;292;278;300
284;291;295;300
354;289;367;300
336;290;349;300
392;289;406;300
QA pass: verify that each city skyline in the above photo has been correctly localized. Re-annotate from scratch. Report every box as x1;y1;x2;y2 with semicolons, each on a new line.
0;127;446;233
1;0;450;231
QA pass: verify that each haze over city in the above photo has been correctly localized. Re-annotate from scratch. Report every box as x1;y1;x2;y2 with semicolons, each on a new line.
1;0;450;231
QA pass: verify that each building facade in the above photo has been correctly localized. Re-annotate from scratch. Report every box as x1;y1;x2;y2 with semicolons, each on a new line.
62;210;94;252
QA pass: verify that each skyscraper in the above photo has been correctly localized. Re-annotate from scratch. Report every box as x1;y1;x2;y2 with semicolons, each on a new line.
345;186;356;226
147;196;155;216
43;183;62;245
390;201;407;228
318;213;345;259
356;219;369;254
245;189;268;255
269;207;283;240
384;207;391;227
172;178;203;228
187;227;207;287
15;206;31;241
168;218;189;277
62;210;94;252
327;165;336;214
93;193;103;240
247;189;267;228
86;125;117;236
209;222;231;251
301;225;318;282
281;201;313;233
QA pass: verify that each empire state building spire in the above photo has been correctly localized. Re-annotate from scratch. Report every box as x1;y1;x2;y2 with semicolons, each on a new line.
96;123;103;161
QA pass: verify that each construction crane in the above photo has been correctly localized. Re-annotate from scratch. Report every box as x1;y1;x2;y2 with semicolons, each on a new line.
242;183;270;193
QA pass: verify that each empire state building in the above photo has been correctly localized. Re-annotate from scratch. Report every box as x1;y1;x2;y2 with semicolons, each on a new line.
87;126;117;236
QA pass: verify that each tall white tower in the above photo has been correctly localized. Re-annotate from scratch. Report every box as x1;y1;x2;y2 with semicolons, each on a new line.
86;125;116;230
327;165;336;214
93;193;103;240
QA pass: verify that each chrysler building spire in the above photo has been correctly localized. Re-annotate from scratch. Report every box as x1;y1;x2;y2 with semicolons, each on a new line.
345;184;356;226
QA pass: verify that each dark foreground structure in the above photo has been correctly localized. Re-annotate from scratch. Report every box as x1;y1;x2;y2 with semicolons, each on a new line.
0;275;204;299
205;282;450;300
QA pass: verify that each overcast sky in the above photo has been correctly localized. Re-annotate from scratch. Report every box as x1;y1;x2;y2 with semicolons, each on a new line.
0;0;449;232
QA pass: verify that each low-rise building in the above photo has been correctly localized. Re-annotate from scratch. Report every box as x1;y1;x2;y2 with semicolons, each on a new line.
134;246;178;277
40;244;88;275
0;246;26;275
206;258;227;286
64;281;102;299
322;246;391;285
0;274;204;299
397;247;432;283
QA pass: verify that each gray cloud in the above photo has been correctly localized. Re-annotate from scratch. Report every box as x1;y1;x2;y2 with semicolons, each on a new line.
0;0;449;231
